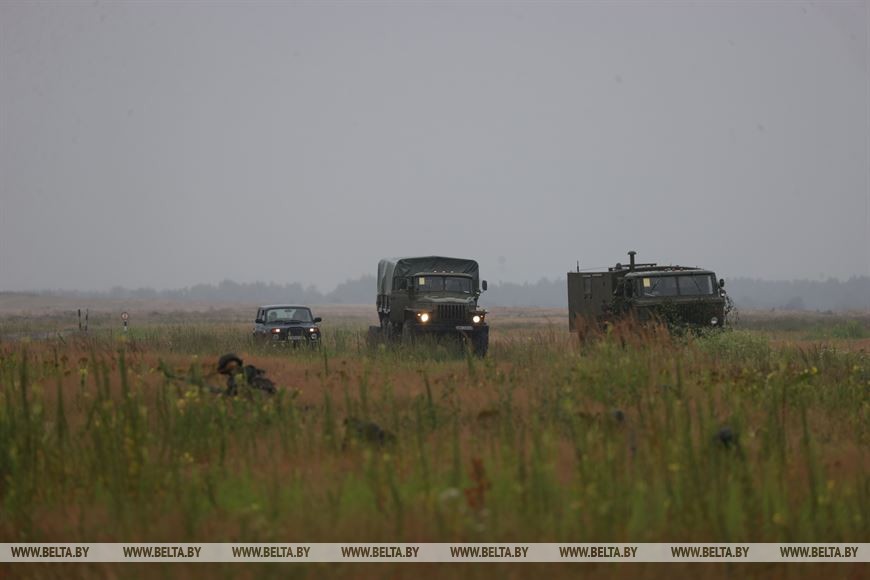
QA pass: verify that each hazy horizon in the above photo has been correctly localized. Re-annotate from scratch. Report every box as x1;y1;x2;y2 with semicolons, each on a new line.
2;1;868;292
5;270;870;297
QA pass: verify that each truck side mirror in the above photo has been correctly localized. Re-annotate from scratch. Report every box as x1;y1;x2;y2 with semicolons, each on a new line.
719;278;725;288
481;280;488;291
313;317;322;323
255;318;264;324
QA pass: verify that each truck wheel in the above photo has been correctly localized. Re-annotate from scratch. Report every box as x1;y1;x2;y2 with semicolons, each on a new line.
367;326;383;347
472;327;489;357
401;323;416;346
381;319;397;343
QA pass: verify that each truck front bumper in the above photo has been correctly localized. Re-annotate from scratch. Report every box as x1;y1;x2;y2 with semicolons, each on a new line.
407;323;488;336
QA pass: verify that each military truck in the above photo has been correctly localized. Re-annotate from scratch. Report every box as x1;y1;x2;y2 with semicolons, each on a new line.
567;251;728;332
373;256;489;356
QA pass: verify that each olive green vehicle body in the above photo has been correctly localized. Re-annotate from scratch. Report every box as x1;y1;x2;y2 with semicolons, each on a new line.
375;256;489;355
567;252;728;331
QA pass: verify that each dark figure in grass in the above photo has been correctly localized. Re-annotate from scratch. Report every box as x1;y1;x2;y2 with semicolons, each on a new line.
216;353;276;397
342;417;396;450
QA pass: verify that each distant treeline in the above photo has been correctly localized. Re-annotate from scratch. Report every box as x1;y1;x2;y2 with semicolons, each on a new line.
725;277;870;312
27;275;870;311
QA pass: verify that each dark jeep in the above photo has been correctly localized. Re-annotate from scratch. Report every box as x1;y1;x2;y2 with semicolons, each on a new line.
253;305;322;347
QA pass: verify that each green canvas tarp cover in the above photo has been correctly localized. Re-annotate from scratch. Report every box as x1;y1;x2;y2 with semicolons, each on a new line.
377;256;480;296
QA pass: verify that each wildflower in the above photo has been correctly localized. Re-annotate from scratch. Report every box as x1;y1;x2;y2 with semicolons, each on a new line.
438;488;461;506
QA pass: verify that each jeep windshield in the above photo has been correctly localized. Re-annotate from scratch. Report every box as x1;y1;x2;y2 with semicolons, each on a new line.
264;307;313;323
636;274;716;297
415;276;473;293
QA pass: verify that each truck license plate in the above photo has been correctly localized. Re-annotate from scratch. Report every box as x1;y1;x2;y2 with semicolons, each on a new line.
455;325;473;331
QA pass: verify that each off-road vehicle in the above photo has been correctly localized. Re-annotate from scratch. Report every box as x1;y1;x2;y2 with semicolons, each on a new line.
372;256;489;356
567;251;729;331
253;304;322;347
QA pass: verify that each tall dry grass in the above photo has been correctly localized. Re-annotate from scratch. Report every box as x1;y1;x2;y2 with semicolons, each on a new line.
0;321;866;547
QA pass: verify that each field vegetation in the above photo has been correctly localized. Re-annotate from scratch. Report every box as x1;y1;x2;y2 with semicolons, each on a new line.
0;308;867;578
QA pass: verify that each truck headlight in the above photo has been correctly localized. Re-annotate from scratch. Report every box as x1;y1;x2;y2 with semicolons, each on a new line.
271;328;281;334
308;327;318;333
710;317;718;326
472;315;482;324
419;313;430;323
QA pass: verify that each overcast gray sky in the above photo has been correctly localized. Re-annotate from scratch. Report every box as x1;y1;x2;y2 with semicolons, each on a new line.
1;1;868;292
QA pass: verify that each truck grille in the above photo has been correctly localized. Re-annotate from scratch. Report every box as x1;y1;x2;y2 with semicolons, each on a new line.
286;327;304;337
437;304;467;322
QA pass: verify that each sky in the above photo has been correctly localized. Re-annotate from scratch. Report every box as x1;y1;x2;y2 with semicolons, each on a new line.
1;1;868;292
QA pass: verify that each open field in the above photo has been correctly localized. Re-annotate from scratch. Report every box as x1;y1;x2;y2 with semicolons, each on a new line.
2;293;869;347
0;301;867;578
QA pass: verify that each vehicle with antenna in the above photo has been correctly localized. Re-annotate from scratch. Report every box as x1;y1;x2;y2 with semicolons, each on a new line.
567;250;729;331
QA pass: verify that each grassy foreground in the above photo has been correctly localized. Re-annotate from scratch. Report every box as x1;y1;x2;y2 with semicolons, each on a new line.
0;322;867;577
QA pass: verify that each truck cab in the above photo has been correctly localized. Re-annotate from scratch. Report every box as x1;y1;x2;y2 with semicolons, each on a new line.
375;256;490;355
619;270;726;327
568;251;728;331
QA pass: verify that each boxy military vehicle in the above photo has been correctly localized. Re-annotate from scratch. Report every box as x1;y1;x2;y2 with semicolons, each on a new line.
567;251;728;331
372;256;489;356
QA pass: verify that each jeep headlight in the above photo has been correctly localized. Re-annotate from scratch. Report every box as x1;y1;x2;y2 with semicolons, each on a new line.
472;315;482;324
419;312;430;323
710;316;718;326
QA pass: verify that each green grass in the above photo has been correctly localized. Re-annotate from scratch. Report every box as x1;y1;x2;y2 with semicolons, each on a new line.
0;323;867;547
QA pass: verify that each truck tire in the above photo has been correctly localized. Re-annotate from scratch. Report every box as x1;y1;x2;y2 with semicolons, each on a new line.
472;327;489;357
367;326;383;347
381;319;398;343
401;323;416;346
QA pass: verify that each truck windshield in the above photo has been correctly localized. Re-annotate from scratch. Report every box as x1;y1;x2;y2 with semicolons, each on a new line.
637;275;716;297
416;276;473;293
677;275;716;296
638;276;679;297
264;307;313;323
